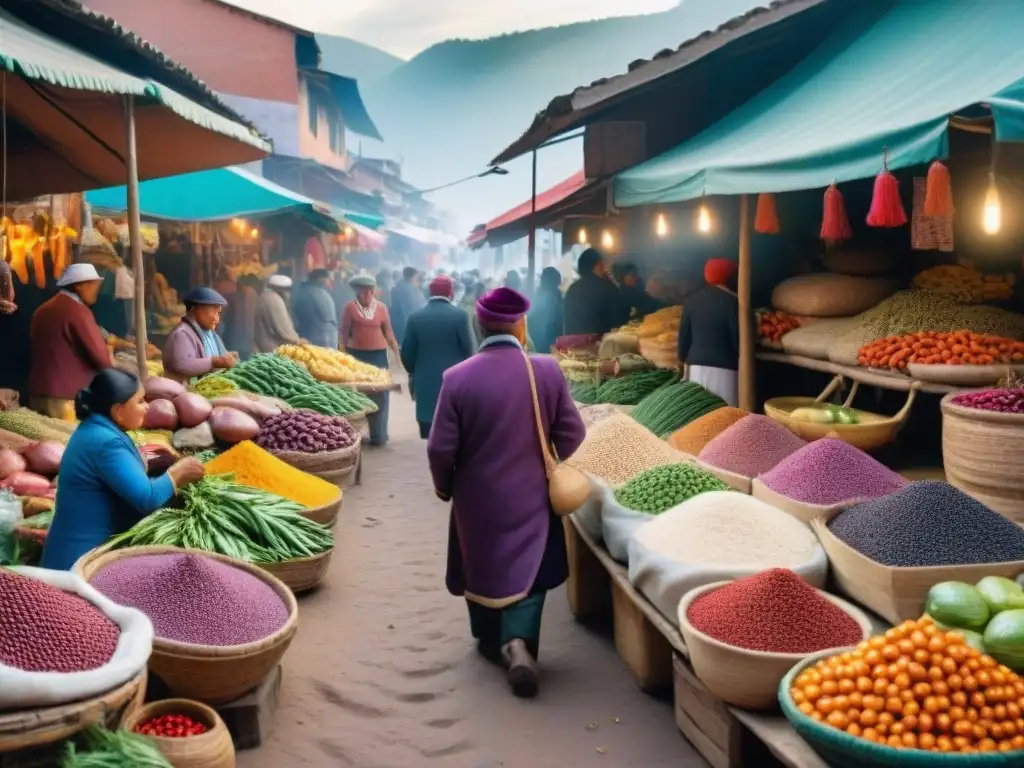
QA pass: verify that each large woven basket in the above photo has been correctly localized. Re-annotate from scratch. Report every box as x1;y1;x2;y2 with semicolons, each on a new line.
122;699;235;768
78;546;299;705
271;442;360;487
301;490;343;527
260;549;333;594
940;392;1024;525
0;669;146;754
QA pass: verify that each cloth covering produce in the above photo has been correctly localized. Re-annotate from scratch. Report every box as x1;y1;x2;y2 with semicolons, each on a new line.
771;274;898;318
781;318;858;360
632;381;725;438
204;441;339;509
92;551;289;646
107;475;333;564
221;354;376;416
827;481;1024;567
698;414;807;479
759;438;907;506
626;492;827;625
0;566;153;708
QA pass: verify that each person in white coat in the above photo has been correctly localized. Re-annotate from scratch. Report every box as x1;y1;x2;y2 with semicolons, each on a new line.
254;275;302;353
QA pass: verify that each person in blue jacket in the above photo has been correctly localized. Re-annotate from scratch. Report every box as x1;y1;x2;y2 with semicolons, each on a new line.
41;369;205;570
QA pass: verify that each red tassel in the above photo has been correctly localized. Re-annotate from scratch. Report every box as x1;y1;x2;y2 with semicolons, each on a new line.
867;168;907;228
820;183;852;242
754;193;780;235
923;161;954;217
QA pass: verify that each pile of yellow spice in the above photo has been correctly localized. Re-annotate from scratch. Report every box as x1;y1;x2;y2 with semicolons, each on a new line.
205;441;340;508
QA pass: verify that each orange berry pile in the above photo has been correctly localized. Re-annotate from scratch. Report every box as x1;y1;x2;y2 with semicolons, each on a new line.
790;616;1024;754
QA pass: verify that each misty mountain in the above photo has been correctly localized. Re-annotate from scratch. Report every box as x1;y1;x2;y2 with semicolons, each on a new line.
316;34;404;83
360;0;759;232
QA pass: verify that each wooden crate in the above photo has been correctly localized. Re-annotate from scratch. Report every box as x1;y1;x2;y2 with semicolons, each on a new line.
563;517;610;620
673;654;743;768
611;577;673;691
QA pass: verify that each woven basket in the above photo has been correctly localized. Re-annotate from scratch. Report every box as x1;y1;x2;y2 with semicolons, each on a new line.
812;511;1024;625
271;442;360;487
122;699;235;768
780;649;1020;766
0;670;146;753
677;582;872;710
301;491;343;527
940;393;1024;525
78;546;299;705
260;549;333;594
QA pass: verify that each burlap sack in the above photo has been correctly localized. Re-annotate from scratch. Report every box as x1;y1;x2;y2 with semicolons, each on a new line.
772;275;899;318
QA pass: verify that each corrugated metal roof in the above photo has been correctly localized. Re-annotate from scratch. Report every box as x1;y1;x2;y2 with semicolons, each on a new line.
491;0;830;165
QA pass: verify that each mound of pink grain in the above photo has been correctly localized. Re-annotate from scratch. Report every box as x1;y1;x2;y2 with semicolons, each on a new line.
697;414;807;478
760;437;907;506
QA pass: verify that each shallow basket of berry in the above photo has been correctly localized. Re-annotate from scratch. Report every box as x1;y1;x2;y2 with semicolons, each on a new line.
124;698;235;768
676;572;873;710
779;618;1024;766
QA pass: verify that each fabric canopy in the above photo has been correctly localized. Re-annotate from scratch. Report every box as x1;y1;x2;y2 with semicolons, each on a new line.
1;5;269;200
614;0;1024;208
387;220;460;249
86;167;341;233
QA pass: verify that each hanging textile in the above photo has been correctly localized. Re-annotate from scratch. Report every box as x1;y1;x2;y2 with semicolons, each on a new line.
911;178;954;252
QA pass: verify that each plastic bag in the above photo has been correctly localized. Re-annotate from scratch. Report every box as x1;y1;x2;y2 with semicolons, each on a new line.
0;489;22;564
600;484;653;564
0;566;153;708
627;518;828;627
571;474;608;543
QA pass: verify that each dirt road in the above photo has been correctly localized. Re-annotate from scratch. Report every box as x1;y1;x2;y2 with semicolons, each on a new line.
240;386;706;768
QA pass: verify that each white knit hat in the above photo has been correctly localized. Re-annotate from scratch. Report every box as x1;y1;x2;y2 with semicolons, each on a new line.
267;275;292;288
56;263;102;287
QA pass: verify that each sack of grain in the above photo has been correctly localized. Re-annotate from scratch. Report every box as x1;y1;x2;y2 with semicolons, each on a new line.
601;484;653;563
572;475;610;542
780;318;859;360
822;248;895;277
626;493;828;626
565;413;691;487
598;333;640;358
772;274;900;318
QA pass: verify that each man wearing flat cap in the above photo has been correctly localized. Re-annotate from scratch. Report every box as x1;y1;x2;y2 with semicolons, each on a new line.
400;274;475;439
162;286;237;384
254;275;303;353
28;263;112;419
428;287;586;698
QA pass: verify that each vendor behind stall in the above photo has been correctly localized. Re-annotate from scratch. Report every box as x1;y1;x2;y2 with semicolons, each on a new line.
28;264;111;420
612;262;664;321
255;275;302;352
41;369;205;570
162;287;237;384
678;258;743;407
563;248;627;336
340;274;400;446
294;269;339;349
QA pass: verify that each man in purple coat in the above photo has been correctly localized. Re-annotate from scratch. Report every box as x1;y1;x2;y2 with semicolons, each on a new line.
428;287;586;698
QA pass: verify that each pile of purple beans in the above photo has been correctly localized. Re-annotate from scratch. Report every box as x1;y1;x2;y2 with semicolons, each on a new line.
255;410;358;453
951;388;1024;413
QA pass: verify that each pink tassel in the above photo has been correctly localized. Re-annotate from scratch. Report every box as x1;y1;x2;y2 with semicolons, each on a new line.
754;193;780;235
866;153;907;228
820;183;852;242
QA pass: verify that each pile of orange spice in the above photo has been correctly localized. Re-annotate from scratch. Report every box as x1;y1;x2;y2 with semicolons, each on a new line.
858;330;1024;370
790;616;1024;754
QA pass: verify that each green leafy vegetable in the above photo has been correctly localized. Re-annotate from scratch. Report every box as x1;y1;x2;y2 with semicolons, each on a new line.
62;726;172;768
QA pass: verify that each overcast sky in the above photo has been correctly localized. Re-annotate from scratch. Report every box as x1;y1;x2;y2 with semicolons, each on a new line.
226;0;677;58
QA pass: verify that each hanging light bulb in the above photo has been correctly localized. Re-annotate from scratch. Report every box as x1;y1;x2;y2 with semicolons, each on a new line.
696;203;712;235
601;229;614;249
250;227;259;239
655;213;669;238
578;226;589;245
983;173;1002;235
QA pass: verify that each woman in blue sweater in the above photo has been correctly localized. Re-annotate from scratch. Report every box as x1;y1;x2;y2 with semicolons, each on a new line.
41;370;205;570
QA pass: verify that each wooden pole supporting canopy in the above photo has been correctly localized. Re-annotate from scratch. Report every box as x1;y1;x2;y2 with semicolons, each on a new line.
738;194;755;411
123;95;149;381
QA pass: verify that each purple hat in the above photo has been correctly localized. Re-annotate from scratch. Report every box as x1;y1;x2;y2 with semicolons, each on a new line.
476;286;531;328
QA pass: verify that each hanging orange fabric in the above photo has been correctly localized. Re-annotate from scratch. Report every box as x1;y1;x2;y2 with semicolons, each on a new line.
820;183;852;242
923;161;955;217
754;193;780;235
866;150;907;228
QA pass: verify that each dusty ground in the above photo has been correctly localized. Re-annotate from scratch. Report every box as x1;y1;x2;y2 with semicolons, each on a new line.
240;383;706;768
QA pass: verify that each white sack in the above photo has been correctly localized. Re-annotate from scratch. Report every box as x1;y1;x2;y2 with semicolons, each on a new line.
0;566;153;708
626;497;828;626
600;484;653;564
571;474;609;543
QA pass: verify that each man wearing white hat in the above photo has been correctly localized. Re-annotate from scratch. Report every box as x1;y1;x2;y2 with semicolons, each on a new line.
28;263;111;419
254;274;303;353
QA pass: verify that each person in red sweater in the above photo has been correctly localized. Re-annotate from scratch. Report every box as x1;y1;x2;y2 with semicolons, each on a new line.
28;263;112;420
